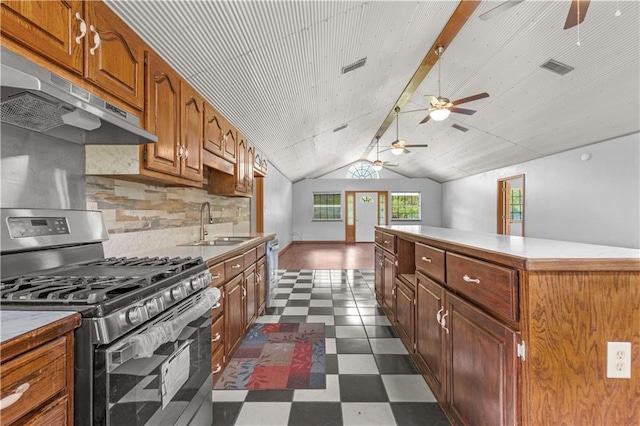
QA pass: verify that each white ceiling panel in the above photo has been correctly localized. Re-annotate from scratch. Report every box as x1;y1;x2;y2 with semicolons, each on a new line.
105;0;639;183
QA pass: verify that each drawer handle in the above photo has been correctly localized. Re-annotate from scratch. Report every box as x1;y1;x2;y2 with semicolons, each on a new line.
89;25;101;55
211;273;221;280
441;310;449;334
421;256;432;263
213;364;222;374
212;332;221;342
463;274;480;284
231;264;241;269
0;383;30;410
436;307;444;324
384;240;390;244
256;274;261;283
379;262;383;267
75;13;87;44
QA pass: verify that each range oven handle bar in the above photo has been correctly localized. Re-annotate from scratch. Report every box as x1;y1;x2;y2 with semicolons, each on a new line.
108;287;220;366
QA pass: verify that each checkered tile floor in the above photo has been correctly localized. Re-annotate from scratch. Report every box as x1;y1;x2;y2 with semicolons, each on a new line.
212;269;450;426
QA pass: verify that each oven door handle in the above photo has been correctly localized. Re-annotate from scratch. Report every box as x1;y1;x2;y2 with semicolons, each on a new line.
110;287;221;364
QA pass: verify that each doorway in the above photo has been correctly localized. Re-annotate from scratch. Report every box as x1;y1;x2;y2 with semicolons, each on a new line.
497;175;525;236
345;191;389;243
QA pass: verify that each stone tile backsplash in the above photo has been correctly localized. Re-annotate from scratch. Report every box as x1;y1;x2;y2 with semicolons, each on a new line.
86;176;250;256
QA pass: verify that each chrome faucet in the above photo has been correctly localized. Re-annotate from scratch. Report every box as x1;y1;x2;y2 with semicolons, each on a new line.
200;202;213;241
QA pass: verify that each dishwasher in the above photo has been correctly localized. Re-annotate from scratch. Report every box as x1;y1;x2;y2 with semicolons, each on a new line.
265;238;279;308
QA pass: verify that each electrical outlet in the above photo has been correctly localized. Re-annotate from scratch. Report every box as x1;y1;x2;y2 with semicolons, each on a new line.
607;342;632;379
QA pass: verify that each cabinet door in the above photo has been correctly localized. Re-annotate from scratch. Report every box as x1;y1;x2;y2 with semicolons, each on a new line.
256;258;266;315
235;135;248;193
1;0;83;74
85;1;145;109
223;126;237;164
374;248;384;304
144;52;181;177
225;274;244;358
244;265;257;330
383;253;396;323
180;83;204;182
447;293;518;426
204;102;225;158
395;280;414;352
246;146;254;193
415;273;446;401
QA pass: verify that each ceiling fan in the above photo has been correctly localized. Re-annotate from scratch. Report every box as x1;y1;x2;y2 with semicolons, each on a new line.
479;0;591;30
381;107;429;155
372;138;398;171
418;46;489;125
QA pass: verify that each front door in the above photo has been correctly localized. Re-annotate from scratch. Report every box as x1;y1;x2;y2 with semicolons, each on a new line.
355;192;378;242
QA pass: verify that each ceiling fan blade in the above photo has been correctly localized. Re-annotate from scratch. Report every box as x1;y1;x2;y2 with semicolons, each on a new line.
479;0;525;21
564;0;590;29
404;144;429;148
419;114;432;124
452;92;489;106
384;163;399;167
449;107;477;115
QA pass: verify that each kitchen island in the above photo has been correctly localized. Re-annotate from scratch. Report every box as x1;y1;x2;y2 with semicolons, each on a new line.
374;225;639;426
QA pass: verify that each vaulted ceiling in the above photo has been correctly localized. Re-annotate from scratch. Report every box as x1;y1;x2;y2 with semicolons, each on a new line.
105;0;640;183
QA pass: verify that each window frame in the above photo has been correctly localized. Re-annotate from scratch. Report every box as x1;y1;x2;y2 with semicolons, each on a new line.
312;192;343;221
390;192;422;221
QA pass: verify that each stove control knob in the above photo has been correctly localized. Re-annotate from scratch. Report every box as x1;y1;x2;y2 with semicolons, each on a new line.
203;272;213;286
171;285;187;301
127;306;144;325
145;297;163;317
189;277;203;291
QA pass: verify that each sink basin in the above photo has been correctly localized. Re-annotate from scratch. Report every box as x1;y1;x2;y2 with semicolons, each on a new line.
178;236;255;247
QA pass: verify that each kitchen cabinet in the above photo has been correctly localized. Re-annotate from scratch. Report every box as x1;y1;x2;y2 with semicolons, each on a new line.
244;264;257;331
203;102;237;175
209;262;225;385
1;0;145;110
143;51;203;185
256;257;266;316
0;313;80;426
253;150;268;177
207;131;254;197
224;274;244;359
382;251;396;323
394;278;415;352
246;145;255;193
374;247;384;305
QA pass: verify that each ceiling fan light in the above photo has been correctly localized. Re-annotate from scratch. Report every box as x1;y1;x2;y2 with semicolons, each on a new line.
373;163;383;171
391;147;404;155
430;108;450;121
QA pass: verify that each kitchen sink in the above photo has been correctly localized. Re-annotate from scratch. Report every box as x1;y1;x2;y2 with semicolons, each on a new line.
178;236;255;246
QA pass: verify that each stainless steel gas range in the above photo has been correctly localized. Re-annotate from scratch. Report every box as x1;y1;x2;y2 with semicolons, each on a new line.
0;209;219;426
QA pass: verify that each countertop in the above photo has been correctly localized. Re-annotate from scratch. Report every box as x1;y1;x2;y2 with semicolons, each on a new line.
0;310;79;344
378;225;640;271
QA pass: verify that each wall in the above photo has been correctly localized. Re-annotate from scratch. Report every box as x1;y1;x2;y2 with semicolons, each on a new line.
1;126;86;210
262;164;293;249
86;176;250;256
442;133;640;249
293;176;442;241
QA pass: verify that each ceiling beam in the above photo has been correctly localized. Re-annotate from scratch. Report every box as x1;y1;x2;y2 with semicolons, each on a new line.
360;0;482;159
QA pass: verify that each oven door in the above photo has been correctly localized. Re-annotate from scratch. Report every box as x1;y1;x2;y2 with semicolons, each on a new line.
94;288;219;426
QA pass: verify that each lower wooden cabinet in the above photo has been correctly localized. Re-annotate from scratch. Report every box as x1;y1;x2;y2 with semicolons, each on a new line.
382;251;396;323
244;264;257;332
225;274;244;358
256;257;266;315
374;247;383;305
394;278;414;352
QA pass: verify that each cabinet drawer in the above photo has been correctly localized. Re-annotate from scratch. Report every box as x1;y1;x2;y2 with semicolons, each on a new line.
446;253;519;323
415;243;445;282
212;345;225;385
243;248;257;266
375;230;383;245
256;242;266;260
378;232;396;253
211;296;224;322
0;336;67;425
209;262;225;287
211;315;224;353
23;394;68;426
225;254;245;280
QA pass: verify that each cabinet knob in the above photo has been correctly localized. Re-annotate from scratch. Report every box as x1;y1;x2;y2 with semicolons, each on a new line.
421;256;432;263
212;332;221;342
75;13;87;44
0;383;30;410
231;264;241;269
212;364;222;374
212;273;221;280
463;274;481;284
89;25;101;55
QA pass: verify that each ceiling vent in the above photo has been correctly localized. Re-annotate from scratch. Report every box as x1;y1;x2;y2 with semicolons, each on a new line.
341;58;367;75
333;123;348;132
451;123;469;132
540;59;574;76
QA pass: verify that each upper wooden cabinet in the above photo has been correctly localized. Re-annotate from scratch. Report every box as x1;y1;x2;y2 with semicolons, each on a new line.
208;131;253;197
254;150;268;177
0;0;84;74
246;145;254;193
84;1;145;110
143;52;202;185
203;102;237;175
1;0;144;110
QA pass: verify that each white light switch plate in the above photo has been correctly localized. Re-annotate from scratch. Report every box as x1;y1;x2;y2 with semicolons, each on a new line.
607;342;632;379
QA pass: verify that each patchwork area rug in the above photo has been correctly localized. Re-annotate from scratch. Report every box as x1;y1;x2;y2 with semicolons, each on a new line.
214;322;326;390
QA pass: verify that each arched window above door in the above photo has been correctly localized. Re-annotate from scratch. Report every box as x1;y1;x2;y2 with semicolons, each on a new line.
346;162;379;179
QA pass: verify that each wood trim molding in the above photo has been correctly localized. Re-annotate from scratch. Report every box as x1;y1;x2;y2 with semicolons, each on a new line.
361;0;482;159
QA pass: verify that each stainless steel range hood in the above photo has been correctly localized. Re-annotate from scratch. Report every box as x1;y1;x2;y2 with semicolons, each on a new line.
0;47;157;145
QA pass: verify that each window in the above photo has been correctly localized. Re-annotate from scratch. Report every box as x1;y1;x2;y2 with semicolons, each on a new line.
391;192;421;220
313;193;342;220
510;188;523;220
346;162;379;179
